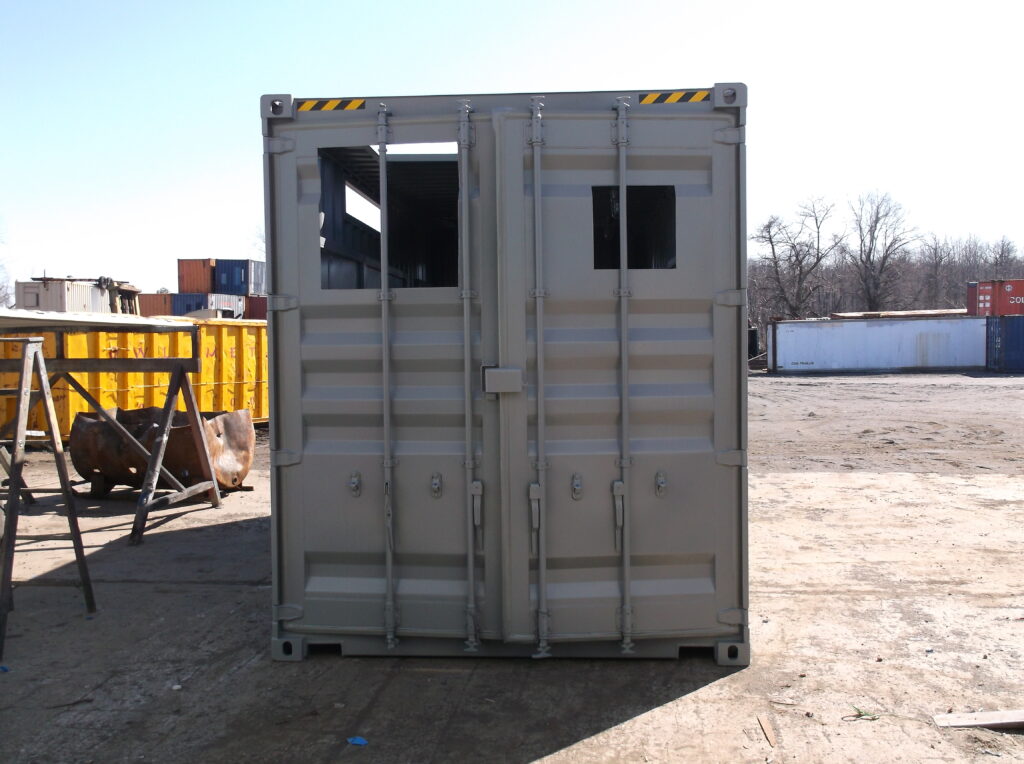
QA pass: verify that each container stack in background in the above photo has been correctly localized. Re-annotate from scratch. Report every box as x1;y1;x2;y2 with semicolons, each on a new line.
970;279;1024;372
137;258;267;318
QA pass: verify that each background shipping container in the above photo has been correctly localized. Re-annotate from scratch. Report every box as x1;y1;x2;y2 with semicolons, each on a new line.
137;293;174;317
966;279;1024;317
986;315;1024;372
768;316;987;373
177;259;217;293
214;259;267;296
244;295;268;320
172;293;246;317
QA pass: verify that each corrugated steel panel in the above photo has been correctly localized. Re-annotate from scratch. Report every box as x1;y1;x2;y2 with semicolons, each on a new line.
15;281;109;313
177;259;217;293
768;317;987;373
986;315;1024;371
0;318;269;437
262;86;749;662
971;279;1024;317
137;293;173;317
214;259;267;296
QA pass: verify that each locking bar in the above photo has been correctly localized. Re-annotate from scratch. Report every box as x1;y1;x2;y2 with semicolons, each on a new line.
457;100;482;651
529;96;551;659
377;104;399;650
613;97;635;654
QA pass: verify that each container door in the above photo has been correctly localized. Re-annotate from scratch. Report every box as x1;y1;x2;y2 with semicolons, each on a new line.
493;104;746;646
270;112;500;646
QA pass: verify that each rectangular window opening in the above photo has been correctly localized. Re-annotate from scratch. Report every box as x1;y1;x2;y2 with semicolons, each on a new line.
593;185;676;269
319;145;459;289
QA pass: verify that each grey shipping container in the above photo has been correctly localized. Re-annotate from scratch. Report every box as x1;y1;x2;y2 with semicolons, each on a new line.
986;315;1024;371
171;293;245;318
215;259;267;296
261;85;749;664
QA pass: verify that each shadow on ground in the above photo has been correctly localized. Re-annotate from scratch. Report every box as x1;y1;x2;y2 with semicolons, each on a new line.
2;488;738;763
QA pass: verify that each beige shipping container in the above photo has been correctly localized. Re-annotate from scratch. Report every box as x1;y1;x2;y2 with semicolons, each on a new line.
15;280;109;313
262;86;749;664
0;318;269;437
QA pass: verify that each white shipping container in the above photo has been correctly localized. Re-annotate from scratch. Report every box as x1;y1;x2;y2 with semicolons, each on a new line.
768;317;987;372
15;281;110;313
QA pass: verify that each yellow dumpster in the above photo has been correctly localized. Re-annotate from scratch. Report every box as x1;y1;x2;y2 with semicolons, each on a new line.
0;318;269;438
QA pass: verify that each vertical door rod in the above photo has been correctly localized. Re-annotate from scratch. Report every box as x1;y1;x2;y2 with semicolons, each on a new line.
613;97;635;653
457;100;482;651
377;105;399;649
529;96;551;658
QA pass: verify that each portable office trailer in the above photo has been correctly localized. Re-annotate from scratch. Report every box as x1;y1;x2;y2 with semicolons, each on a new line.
15;280;109;313
767;316;987;373
261;85;749;664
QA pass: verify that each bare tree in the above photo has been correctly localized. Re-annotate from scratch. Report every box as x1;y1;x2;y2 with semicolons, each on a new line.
843;193;916;311
988;237;1018;277
751;199;844;319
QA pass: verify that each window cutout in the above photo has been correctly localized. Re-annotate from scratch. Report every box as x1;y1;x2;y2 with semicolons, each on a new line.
319;146;459;289
593;185;676;269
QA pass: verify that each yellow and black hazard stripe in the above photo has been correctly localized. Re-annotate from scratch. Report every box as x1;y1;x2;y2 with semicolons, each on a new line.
297;98;366;112
639;90;710;105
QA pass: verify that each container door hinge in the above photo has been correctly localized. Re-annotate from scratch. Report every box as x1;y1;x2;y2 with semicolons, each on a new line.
264;136;296;154
716;450;747;467
272;449;302;467
717;607;747;626
273;604;304;622
714;127;745;145
268;294;298;312
715;289;747;307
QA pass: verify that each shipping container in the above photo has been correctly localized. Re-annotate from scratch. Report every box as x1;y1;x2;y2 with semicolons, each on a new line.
986;315;1024;372
0;318;269;437
245;295;268;320
177;258;217;293
138;293;174;317
172;293;246;318
768;316;987;373
214;259;267;296
967;279;1024;317
15;280;109;313
261;85;750;663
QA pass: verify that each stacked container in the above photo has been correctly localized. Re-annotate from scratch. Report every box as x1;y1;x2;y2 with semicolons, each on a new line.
171;293;246;318
177;259;217;293
966;279;1024;317
214;259;267;296
137;293;174;317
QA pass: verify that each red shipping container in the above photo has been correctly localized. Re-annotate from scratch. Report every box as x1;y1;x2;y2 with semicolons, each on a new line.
968;279;1024;317
178;259;217;293
137;293;174;317
244;295;268;320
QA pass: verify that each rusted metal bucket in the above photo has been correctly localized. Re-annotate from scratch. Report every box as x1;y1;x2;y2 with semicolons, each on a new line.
69;408;255;497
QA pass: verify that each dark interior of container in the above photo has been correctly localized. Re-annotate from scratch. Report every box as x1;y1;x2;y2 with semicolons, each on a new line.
319;147;459;289
593;185;676;270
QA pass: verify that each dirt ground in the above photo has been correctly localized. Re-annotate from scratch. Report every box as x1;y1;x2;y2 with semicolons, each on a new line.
0;372;1021;763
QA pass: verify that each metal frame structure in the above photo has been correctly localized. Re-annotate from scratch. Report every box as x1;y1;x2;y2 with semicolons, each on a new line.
0;322;220;545
0;338;95;659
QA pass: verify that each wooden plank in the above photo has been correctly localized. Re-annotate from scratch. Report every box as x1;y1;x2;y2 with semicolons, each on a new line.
757;714;777;747
933;710;1024;729
142;481;217;513
0;358;200;373
179;374;220;508
130;367;182;544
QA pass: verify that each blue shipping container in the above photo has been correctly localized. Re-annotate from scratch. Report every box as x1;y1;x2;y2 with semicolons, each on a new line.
986;315;1024;372
214;259;267;296
172;293;246;317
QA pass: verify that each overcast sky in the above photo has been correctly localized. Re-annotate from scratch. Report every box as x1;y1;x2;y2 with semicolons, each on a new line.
1;0;1021;292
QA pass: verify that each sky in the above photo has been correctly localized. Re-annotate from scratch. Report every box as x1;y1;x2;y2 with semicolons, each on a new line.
1;0;1022;293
